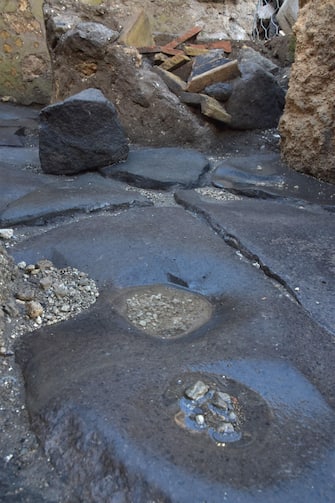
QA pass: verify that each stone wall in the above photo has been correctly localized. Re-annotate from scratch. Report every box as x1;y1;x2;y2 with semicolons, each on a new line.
0;0;52;104
279;0;335;183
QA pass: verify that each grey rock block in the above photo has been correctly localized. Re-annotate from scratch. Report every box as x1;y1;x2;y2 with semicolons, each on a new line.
225;61;285;130
39;88;129;175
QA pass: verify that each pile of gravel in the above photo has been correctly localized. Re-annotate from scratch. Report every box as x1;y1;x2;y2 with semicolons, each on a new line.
0;241;99;501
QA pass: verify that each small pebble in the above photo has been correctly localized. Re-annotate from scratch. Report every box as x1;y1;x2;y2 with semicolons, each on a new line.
0;228;14;239
40;277;52;290
25;264;36;273
26;301;44;319
196;414;205;426
185;380;209;400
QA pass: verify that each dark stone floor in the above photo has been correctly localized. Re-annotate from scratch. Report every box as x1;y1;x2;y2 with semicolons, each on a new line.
1;103;335;502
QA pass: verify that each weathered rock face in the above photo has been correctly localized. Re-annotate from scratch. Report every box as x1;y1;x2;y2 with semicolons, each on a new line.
47;15;219;150
39;88;129;175
0;0;52;105
279;0;335;183
224;59;285;130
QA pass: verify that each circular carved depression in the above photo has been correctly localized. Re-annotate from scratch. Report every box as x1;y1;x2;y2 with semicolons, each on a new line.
165;372;272;448
111;284;213;338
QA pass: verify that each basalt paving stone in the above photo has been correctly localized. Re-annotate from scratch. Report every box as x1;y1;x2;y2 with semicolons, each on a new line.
0;145;40;167
175;191;335;334
100;147;211;190
16;285;335;502
11;206;301;296
0;164;53;212
12;207;335;500
0;127;24;147
0;173;151;226
211;153;335;209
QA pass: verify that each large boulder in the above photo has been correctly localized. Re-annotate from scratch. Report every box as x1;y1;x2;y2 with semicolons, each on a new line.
279;0;335;183
224;61;286;130
39;88;129;175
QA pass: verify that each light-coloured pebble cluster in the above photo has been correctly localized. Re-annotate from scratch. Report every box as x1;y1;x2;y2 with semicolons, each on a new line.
175;380;242;444
195;187;242;201
1;258;99;354
125;288;212;338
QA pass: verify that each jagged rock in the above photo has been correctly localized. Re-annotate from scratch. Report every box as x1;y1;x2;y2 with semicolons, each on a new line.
39;88;129;175
100;147;210;190
224;61;285;130
58;22;120;57
200;96;231;124
238;46;279;75
279;0;335;183
153;66;188;95
203;82;233;102
118;9;154;47
277;0;299;35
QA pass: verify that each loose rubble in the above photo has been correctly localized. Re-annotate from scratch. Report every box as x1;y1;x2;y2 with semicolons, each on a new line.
175;379;243;444
1;257;99;353
0;242;99;500
125;285;213;338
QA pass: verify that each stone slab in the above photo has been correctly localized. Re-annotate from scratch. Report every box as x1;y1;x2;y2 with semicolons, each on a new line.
153;66;187;95
0;173;151;226
190;52;231;79
13;202;335;501
118;9;154;47
175;191;335;334
0;127;24;147
0;162;52;212
211;153;335;209
100;147;210;190
160;54;190;72
200;95;232;124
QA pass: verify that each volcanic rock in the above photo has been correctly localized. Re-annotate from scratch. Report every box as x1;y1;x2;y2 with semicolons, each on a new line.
39;88;129;175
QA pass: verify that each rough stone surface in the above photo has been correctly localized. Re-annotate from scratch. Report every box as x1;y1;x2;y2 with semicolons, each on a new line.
225;61;286;130
204;82;233;102
100;147;210;190
39;88;129;175
0;0;52;104
58;21;120;58
1;102;335;502
211;152;335;208
279;0;335;183
175;191;335;334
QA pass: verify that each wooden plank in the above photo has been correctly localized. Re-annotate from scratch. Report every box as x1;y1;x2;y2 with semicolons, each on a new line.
187;59;240;93
163;26;202;50
138;46;162;54
208;40;232;53
160;46;184;56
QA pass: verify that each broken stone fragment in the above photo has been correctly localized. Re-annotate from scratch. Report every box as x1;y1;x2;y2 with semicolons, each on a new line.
185;380;209;400
59;22;119;58
225;61;285;130
160;54;190;72
119;10;154;47
39;88;129;175
153;67;187;95
0;228;14;240
26;300;43;319
239;46;279;75
190;50;232;79
204;82;233;102
200;95;232;124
